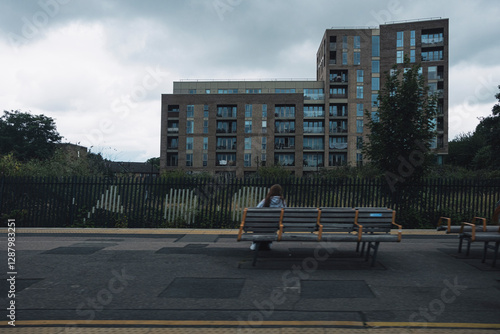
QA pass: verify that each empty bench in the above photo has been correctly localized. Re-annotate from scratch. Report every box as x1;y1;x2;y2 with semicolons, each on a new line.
459;223;500;267
237;207;402;266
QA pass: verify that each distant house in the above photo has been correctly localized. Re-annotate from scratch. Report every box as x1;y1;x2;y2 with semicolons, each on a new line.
104;161;159;178
57;143;89;159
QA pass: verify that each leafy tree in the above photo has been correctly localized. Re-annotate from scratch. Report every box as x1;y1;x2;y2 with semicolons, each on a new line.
256;163;292;178
0;110;62;162
147;157;160;170
446;85;500;170
363;58;438;192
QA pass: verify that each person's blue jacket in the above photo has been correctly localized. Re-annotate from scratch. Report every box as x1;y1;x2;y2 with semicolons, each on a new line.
257;196;286;208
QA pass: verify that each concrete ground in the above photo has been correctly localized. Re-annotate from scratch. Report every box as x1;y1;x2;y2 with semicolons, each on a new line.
0;228;499;333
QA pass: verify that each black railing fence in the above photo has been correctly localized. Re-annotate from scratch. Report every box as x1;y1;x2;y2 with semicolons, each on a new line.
0;176;499;229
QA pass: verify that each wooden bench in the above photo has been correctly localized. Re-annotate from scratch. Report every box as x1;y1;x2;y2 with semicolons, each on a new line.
437;216;494;234
459;223;500;267
237;207;402;266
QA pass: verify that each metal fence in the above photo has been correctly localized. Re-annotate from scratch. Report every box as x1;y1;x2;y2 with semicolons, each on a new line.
0;176;499;229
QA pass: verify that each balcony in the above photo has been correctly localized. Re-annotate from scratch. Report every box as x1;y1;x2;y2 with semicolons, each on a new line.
329;142;348;150
275;128;295;134
216;145;237;151
274;144;295;150
329;127;348;134
167;127;179;133
303;127;324;134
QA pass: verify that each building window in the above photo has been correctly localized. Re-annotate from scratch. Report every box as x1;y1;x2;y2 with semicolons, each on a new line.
304;88;324;100
262;137;267;150
261;153;266;162
372;60;380;73
274;153;295;166
303;137;324;150
262;120;267;133
186;121;194;134
396;50;404;64
329;153;346;166
372;77;380;90
357;103;364;117
304;105;325;117
186;154;193;166
410;30;415;46
187;105;194;118
354;36;360;49
371;112;379;122
342;52;347;65
203;120;208;134
275;105;295;118
275;121;295;134
244;153;251;167
216;153;236;166
422;50;443;62
245;121;252;133
216;137;236;150
275;88;296;93
262;104;267;118
245;89;261;94
428;66;438;80
372;35;380;57
203;105;209;117
356;120;364;133
188;89;196;94
357;70;364;83
217;105;237;118
342;35;348;49
205;89;210;94
356;136;363;150
354;52;360;65
203;137;208;150
372;94;379;107
186;137;193;150
356;86;363;99
203;154;208;167
397;31;404;48
410;49;416;63
245;137;251;150
245;104;253;118
218;89;238;94
330;104;347;117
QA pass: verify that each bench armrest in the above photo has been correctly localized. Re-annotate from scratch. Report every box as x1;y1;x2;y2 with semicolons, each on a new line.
462;222;476;240
392;222;403;242
437;217;451;232
354;222;363;242
472;217;487;232
237;208;248;241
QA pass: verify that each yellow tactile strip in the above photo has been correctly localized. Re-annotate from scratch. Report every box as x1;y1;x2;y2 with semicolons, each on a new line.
1;327;500;334
0;228;442;235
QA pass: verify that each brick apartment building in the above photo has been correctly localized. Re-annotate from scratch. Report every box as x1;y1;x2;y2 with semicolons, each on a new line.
160;18;448;177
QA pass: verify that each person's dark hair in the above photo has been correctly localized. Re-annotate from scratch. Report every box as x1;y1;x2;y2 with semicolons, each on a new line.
263;184;284;207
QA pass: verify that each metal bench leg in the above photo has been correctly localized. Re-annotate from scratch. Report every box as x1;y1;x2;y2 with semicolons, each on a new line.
466;238;471;256
252;242;261;267
458;235;463;253
370;242;380;267
493;242;499;268
482;242;489;263
360;242;367;257
356;241;361;253
364;242;372;261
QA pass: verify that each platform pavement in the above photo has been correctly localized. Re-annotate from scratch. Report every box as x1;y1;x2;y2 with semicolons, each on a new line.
0;228;499;333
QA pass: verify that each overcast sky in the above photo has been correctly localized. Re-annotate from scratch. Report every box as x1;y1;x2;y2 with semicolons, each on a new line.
1;0;499;162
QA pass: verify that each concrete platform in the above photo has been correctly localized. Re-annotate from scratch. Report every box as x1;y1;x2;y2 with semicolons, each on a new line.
0;228;499;333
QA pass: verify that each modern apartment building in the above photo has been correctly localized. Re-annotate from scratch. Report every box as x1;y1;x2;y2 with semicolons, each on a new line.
160;18;448;177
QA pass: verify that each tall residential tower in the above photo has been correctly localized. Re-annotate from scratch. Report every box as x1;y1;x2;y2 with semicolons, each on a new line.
161;18;448;177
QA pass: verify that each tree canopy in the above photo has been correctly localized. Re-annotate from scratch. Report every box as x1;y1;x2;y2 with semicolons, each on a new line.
0;110;62;162
363;59;438;191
